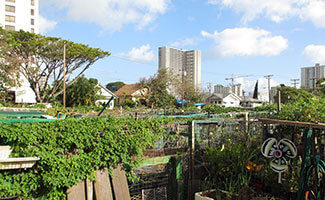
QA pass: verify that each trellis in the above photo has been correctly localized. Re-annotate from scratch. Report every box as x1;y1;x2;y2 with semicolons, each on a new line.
258;118;325;200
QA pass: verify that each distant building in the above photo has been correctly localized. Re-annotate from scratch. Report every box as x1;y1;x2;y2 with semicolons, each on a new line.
159;46;201;91
240;97;263;108
0;0;39;33
270;86;278;103
114;84;148;105
205;93;241;108
301;63;325;88
214;84;242;96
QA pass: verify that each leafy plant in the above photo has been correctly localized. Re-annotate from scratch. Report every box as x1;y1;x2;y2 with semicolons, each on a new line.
0;117;172;199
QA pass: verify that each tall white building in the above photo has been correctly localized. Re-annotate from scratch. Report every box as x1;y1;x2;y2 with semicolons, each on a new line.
159;46;201;91
0;0;39;33
301;63;325;88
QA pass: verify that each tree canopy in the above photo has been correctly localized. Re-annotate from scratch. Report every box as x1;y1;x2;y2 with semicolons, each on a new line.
0;28;110;102
139;68;175;108
61;75;100;107
274;85;315;104
0;28;21;97
105;81;125;92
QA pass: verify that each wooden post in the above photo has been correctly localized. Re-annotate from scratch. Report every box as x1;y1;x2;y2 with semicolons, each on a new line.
277;90;281;112
63;42;66;108
86;179;93;200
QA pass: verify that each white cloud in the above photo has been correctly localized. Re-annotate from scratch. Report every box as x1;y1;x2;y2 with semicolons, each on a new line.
208;0;325;28
41;0;171;31
303;45;325;63
300;0;325;28
116;44;155;63
39;15;57;34
201;28;288;57
171;38;199;47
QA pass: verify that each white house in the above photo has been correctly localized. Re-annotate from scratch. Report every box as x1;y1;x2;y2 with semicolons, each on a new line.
95;84;117;109
240;97;264;108
205;93;241;107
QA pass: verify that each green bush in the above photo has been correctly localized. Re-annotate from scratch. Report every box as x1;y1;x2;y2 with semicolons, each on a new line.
0;117;170;199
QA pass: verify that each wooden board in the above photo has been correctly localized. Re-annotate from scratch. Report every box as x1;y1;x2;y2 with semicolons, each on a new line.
110;165;131;200
94;168;113;200
258;118;325;129
67;181;86;200
86;179;93;200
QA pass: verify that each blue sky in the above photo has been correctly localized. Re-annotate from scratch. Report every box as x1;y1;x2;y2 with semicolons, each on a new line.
39;0;325;93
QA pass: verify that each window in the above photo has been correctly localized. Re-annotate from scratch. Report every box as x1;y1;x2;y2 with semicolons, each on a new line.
5;5;15;12
5;0;15;2
31;9;34;16
31;18;34;25
31;0;34;6
5;25;15;31
5;15;15;22
31;28;35;33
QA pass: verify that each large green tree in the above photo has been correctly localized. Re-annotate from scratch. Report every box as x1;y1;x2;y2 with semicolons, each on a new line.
62;75;100;107
139;68;175;108
0;29;110;102
274;84;314;104
105;81;125;92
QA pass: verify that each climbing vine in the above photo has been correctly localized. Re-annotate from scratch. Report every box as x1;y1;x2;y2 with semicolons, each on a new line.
0;117;172;199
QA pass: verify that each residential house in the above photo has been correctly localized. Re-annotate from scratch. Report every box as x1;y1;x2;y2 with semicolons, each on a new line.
114;84;148;105
240;97;264;108
95;84;117;109
205;93;241;107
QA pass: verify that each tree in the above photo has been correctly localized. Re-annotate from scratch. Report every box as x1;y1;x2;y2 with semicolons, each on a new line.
173;75;203;104
274;85;314;104
62;75;100;107
139;68;175;108
0;29;110;102
105;81;125;92
0;28;21;97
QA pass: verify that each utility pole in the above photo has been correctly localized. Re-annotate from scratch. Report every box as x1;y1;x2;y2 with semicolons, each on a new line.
207;82;212;94
291;79;299;88
63;42;66;108
264;75;273;103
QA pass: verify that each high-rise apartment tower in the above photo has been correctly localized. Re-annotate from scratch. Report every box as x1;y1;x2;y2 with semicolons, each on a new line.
158;46;201;91
301;63;325;88
0;0;39;33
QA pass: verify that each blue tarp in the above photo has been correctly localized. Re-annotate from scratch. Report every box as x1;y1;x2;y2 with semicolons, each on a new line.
176;99;187;104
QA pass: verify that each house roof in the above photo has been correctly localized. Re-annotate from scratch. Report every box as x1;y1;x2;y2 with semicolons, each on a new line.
97;84;117;98
114;84;141;96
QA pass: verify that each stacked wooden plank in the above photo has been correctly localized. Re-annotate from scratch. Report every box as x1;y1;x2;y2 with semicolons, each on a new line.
67;165;131;200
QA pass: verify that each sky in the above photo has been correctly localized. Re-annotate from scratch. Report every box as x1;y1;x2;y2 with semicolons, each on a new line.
38;0;325;94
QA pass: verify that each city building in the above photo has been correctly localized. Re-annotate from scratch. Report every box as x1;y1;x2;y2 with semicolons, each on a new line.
0;0;39;33
214;84;242;96
301;63;325;88
158;46;201;91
